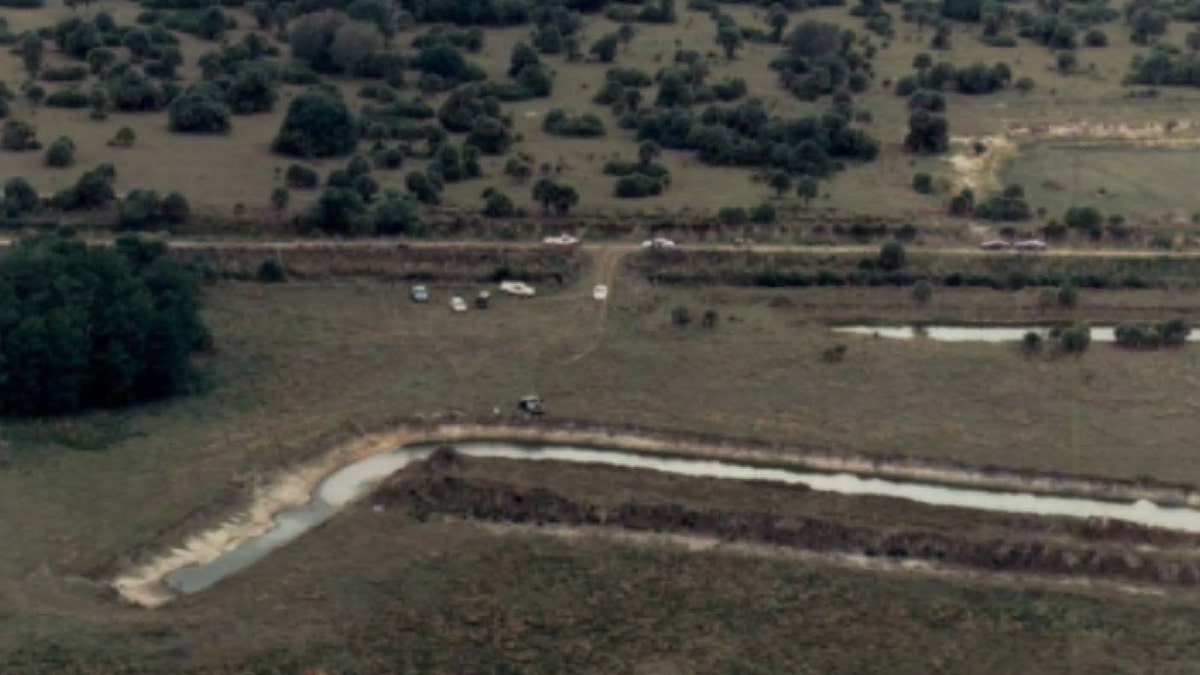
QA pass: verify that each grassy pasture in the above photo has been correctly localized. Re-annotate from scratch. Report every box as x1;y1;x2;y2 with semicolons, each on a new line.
3;265;1200;667
6;273;1200;579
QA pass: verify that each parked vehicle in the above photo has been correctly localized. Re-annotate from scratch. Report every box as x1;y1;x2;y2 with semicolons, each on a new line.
518;395;545;415
475;291;491;309
499;281;536;297
641;237;677;250
410;285;429;302
450;296;467;312
979;240;1010;251
1014;239;1047;251
593;284;609;301
542;233;580;247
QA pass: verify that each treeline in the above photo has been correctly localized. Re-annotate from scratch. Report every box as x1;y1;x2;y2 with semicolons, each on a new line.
635;248;1200;290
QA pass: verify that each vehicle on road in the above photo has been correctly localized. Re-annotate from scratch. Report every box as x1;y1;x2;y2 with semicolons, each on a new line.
980;240;1010;251
450;296;467;312
593;284;609;301
518;395;545;415
475;291;491;309
1014;239;1047;251
410;285;429;302
641;237;677;250
499;281;536;297
542;234;580;247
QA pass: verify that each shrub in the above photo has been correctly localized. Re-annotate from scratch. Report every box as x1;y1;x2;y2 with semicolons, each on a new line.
111;126;136;148
2;120;38;151
161;192;190;223
615;173;665;198
273;87;358;157
373;190;424;235
671;305;692;325
1084;29;1108;47
1162;318;1192;345
912;172;933;194
481;187;515;217
256;258;287;283
60;163;116;210
168;90;231;134
303;186;368;235
1021;331;1042;355
466;115;513;154
44;88;90;109
285;163;319;189
225;64;278;114
1059;323;1090;354
543;109;605;137
44;136;76;167
2;177;39;215
41;65;89;82
0;235;209;415
750;203;776;223
118;189;163;229
878;241;907;270
718;206;749;226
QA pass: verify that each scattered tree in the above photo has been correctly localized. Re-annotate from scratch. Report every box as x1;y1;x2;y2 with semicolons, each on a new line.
768;170;792;197
273;87;359;158
41;137;75;170
796;175;819;207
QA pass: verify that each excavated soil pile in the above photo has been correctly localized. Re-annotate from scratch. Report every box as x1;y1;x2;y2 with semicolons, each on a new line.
375;449;1200;588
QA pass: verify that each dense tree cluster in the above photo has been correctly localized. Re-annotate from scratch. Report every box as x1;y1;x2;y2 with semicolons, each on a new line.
972;184;1032;221
904;91;949;154
629;98;878;181
605;156;671;198
0;235;209;416
1114;319;1191;349
532;178;579;214
770;21;873;101
52;164;118;211
896;58;1011;96
168;87;232;133
1127;45;1200;87
118;190;191;229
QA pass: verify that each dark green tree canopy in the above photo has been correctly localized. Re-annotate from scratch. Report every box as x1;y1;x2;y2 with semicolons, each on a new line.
273;87;360;158
0;235;210;416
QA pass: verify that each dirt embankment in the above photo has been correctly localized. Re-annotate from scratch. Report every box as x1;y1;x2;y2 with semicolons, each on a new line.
376;449;1200;588
170;243;583;283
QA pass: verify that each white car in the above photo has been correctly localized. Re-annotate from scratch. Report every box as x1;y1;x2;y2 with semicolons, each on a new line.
593;284;609;301
499;281;536;297
641;237;677;249
1014;239;1047;251
542;233;580;246
450;296;467;312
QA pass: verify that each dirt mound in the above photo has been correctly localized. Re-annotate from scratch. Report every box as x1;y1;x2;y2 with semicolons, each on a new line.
376;461;1200;588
